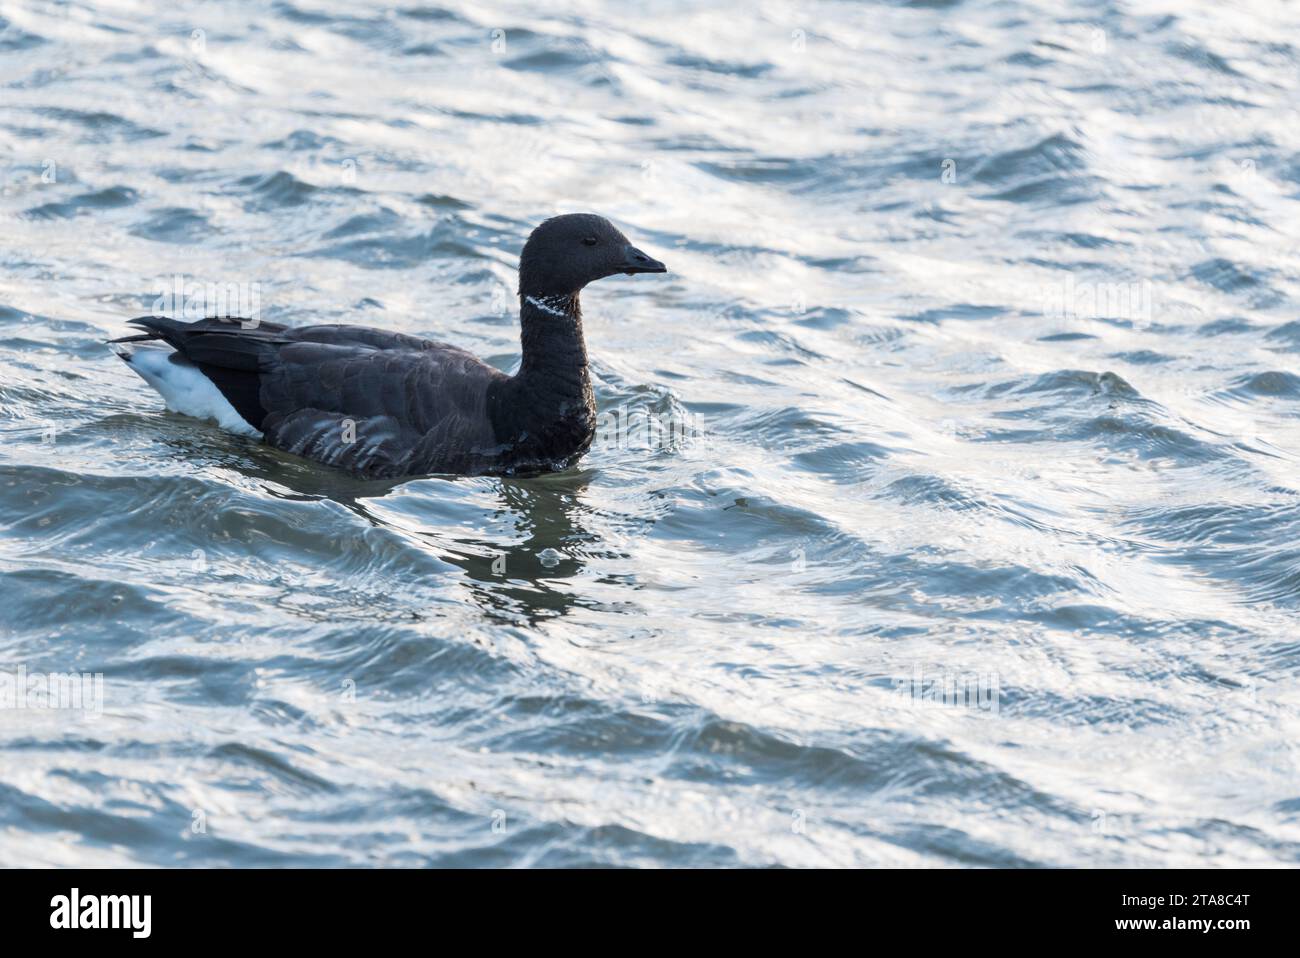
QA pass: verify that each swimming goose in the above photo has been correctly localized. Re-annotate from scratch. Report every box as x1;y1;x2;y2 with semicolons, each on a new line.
111;213;666;478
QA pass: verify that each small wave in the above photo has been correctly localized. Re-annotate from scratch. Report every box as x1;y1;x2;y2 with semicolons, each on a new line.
24;186;139;220
129;207;212;243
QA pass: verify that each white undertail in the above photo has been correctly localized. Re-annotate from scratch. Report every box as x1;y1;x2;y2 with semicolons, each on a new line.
112;343;261;437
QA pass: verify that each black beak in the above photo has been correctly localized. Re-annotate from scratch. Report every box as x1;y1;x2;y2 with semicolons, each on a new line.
620;244;667;275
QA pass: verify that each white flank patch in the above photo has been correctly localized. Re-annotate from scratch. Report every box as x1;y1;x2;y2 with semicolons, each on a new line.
114;343;261;437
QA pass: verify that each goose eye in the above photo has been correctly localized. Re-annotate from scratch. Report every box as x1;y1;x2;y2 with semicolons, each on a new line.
582;236;597;246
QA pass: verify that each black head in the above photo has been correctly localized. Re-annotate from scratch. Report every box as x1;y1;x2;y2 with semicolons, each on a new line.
518;213;666;298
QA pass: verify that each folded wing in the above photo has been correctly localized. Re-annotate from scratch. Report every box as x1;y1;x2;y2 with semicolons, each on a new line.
123;316;506;477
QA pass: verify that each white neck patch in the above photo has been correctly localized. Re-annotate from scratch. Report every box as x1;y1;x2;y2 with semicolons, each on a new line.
525;294;575;318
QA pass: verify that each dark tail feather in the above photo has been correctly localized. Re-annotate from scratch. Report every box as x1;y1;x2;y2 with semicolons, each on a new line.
125;315;202;342
127;315;277;333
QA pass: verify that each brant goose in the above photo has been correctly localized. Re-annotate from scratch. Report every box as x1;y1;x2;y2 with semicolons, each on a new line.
111;213;666;478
